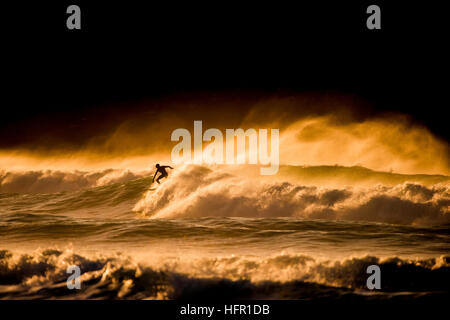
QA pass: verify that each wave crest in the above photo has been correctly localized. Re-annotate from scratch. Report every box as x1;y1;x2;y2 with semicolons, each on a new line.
0;169;147;194
134;165;450;226
1;249;448;299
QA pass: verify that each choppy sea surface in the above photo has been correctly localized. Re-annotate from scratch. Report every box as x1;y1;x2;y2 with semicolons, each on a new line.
1;165;449;299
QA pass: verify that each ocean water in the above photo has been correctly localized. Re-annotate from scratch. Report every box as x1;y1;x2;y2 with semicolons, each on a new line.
0;165;449;300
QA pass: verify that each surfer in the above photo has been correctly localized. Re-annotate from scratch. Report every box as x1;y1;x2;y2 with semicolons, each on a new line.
152;164;174;184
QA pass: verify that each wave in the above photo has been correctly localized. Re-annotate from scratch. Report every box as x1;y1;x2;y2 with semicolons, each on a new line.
1;165;449;226
1;165;448;195
134;165;450;226
0;169;149;194
0;248;448;299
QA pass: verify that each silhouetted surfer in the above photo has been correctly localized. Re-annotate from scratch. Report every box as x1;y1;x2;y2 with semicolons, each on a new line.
152;164;173;184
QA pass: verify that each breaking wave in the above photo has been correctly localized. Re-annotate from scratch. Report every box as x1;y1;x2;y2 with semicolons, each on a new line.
0;249;448;300
2;215;448;299
0;169;148;194
134;165;450;226
1;165;449;226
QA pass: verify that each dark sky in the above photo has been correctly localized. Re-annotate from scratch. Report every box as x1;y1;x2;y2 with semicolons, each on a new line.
2;1;448;150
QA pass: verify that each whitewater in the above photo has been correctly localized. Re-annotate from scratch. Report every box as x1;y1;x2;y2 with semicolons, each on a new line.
0;164;449;299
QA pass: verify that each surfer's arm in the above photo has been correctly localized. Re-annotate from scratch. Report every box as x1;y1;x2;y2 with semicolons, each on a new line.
152;169;160;182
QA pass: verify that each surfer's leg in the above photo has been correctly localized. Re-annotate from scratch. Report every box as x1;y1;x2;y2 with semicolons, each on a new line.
156;173;167;184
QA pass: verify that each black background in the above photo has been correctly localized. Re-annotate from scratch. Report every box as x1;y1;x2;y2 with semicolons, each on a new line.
2;1;449;145
1;298;447;319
